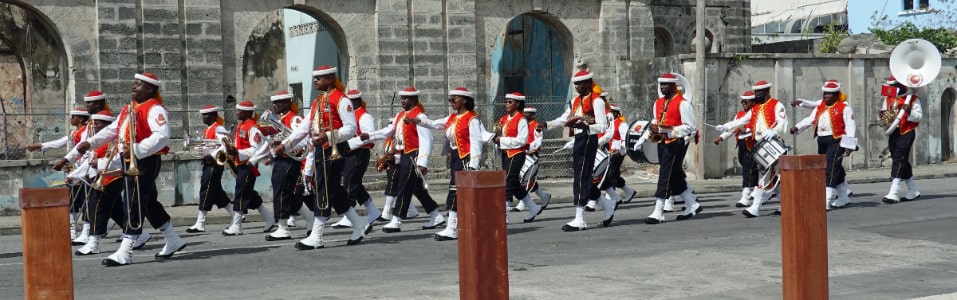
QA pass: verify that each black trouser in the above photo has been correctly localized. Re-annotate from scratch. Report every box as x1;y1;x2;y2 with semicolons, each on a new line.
598;152;625;191
271;157;302;220
122;155;171;235
290;173;305;214
737;139;759;188
572;133;599;206
502;151;527;203
70;185;87;215
655;140;690;199
303;142;353;217
889;130;916;179
198;161;230;211
343;148;372;205
87;179;126;236
818;135;845;188
384;156;400;197
445;154;469;212
393;150;439;219
232;163;263;214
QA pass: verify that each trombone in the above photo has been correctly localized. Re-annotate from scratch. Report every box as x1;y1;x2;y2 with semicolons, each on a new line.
122;102;143;230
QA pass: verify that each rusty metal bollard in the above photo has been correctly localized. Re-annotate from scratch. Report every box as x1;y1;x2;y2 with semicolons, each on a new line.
20;187;74;300
778;155;828;300
455;170;508;300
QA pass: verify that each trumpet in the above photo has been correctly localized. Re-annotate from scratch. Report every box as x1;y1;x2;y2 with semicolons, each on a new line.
214;136;238;177
649;132;667;144
313;92;343;160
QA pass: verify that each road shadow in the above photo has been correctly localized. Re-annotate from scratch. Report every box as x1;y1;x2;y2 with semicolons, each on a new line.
0;252;22;259
149;244;278;263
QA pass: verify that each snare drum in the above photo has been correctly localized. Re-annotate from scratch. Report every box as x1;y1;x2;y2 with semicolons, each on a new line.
625;120;660;164
592;149;610;184
520;154;539;184
753;137;790;170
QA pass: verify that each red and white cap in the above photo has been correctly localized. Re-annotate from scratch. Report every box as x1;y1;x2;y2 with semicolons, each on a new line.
523;106;537;113
236;100;257;111
658;73;679;83
449;86;475;98
135;72;161;87
572;70;593;83
270;90;294;102
91;110;115;122
752;80;772;90
83;90;107;102
822;81;841;92
740;90;755;100
70;107;90;117
505;92;525;101
312;65;337;77
609;104;620;111
345;89;363;100
399;86;420;97
885;76;897;85
199;105;222;114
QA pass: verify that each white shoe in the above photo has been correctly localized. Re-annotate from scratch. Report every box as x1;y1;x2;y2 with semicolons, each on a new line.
286;217;297;228
132;232;151;250
382;216;402;233
663;197;676;212
72;222;91;246
75;236;100;256
222;212;244;236
155;223;186;259
883;178;902;203
331;216;353;229
619;186;637;203
735;187;753;207
904;178;921;200
186;210;207;233
103;236;135;266
676;189;702;220
295;221;324;250
512;200;527;212
422;210;446;229
584;200;598;212
434;211;458;241
363;199;382;225
344;208;366;245
825;187;837;211
743;189;765;218
406;205;421;219
645;198;666;224
832;183;851;208
381;196;395;220
562;206;587;231
599;194;617;227
265;222;292;241
539;191;552;209
522;196;543;223
258;206;276;233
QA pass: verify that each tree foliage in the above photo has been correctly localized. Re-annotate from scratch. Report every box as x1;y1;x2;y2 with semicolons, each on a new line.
818;22;848;53
871;22;957;52
869;0;957;52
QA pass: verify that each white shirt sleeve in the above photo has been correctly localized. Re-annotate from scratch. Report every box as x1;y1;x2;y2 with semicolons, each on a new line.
468;118;483;170
799;99;822;108
724;110;752;130
134;105;171;158
418;114;450;130
415;113;432;168
348;113;376;150
769;102;789;137
671;100;696;139
614;121;629;152
215;125;230;140
597;121;615;145
589;97;608;135
529;127;543;151
328;99;357;143
499;117;528;149
370;116;397;141
302;149;315;177
41;135;69;151
545;103;572;130
843;105;856;139
907;98;923;122
283;104;312;149
794;106;818;134
238;126;263;162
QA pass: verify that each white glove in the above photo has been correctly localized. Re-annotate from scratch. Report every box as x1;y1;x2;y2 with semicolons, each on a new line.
715;125;730;132
763;130;778;139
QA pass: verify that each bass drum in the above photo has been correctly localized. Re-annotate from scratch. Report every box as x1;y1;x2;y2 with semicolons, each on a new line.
625;119;659;164
592;149;610;184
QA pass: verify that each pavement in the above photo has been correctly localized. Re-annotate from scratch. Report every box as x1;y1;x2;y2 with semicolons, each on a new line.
1;162;955;236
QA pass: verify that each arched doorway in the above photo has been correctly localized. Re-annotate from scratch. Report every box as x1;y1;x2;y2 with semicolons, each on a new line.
241;7;349;115
490;12;573;124
654;27;675;57
942;88;956;161
0;1;68;160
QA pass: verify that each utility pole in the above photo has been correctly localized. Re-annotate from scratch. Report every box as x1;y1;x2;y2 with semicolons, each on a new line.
694;0;706;178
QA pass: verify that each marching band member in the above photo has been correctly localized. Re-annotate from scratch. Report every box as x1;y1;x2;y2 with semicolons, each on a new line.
185;105;234;233
790;80;857;209
788;81;854;198
64;73;186;266
74;110;124;255
714;91;759;208
595;104;637;206
511;106;553;211
374;137;421;222
276;65;364;249
538;70;613;231
411;86;485;240
643;73;702;224
221;100;275;236
29;107;90;242
329;89;383;233
496;92;543;223
715;80;789;218
880;75;923;203
361;86;445;234
265;90;306;241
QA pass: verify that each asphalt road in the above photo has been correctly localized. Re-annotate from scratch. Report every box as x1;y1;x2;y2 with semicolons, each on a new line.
1;178;956;299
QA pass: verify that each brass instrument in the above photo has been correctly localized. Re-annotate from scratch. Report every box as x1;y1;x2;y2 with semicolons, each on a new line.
259;110;306;160
375;138;395;172
126;104;140;176
879;106;899;128
214;136;237;177
92;141;119;192
650;132;667;144
885;39;940;135
314;92;343;160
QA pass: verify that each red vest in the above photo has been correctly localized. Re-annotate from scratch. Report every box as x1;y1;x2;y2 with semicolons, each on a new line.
72;125;87;145
748;98;780;132
394;106;424;154
610;118;623;143
117;98;169;155
311;89;345;131
526;119;538;147
654;94;686;144
203;123;223;139
572;94;596;118
735;110;756;150
499;112;527;157
234;119;259;165
884;95;920;134
445;111;476;159
813;101;848;138
354;107;374;149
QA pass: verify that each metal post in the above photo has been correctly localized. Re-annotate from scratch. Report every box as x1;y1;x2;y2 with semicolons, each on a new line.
20;187;74;299
779;155;829;300
694;0;706;178
455;170;508;300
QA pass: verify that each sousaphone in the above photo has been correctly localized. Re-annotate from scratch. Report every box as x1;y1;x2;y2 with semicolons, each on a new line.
885;39;941;135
